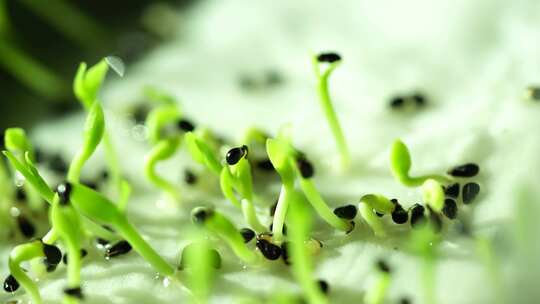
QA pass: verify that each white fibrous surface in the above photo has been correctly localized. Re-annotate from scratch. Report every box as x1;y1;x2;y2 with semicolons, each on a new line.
2;0;540;303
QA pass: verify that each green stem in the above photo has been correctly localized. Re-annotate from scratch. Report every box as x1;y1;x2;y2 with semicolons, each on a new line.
365;273;390;304
476;237;504;304
0;40;65;98
19;0;108;50
144;137;181;201
298;178;351;232
358;203;386;237
272;184;294;243
241;199;266;233
313;60;350;168
422;258;436;304
114;216;175;276
8;241;44;304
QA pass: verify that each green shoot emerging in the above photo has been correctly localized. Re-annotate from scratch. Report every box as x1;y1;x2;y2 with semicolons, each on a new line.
311;52;350;168
390;139;451;187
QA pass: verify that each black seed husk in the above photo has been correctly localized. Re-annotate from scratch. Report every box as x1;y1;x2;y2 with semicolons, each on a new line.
43;243;62;265
17;216;35;238
226;146;247;165
48;154;68;175
410;204;426;228
240;228;256;243
15;188;27;202
63;249;88;264
391;204;409;224
184;170;197;185
3;274;19;292
56;183;72;205
411;93;427;106
96;238;110;247
444;183;460;198
448;163;479;177
317;280;330;294
333;205;357;220
317;52;341;63
442;198;458;219
192;208;213;224
296;157;314;178
377;260;391;273
105;241;132;258
399;297;412;304
64;286;84;299
390;96;405;109
256;239;281;260
178;119;195;132
281;242;290;265
462;182;480;204
255;159;274;171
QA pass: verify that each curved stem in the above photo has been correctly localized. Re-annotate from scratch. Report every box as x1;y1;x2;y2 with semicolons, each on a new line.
358;203;386;237
144;137;181;201
272;185;294;243
114;217;175;276
8;241;44;304
299;178;351;232
241;199;266;233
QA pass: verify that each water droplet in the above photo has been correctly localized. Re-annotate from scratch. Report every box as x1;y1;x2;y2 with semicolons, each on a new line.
10;207;20;217
130;125;148;142
162;277;171;288
105;56;125;77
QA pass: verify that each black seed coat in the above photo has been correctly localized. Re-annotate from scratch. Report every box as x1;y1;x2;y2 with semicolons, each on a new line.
462;183;480;204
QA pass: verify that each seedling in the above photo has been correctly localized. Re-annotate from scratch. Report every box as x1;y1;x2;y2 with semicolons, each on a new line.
288;192;327;304
144;103;184;201
185;131;223;175
390;139;451;187
220;145;266;232
364;260;392;304
311;52;350;167
191;207;259;265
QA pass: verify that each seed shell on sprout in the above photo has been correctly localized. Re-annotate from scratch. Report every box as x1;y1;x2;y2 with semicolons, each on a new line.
226;146;247;165
333;204;358;220
317;52;342;63
377;259;391;273
184;169;197;185
462;182;480;204
389;96;405;109
17;215;36;238
178;119;195;132
256;238;281;260
3;274;19;292
391;203;408;224
43;243;62;266
317;280;330;294
56;183;72;205
296;157;314;178
64;286;84;299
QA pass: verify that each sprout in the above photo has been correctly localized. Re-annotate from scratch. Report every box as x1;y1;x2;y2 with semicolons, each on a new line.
220;149;266;232
191;207;259;264
180;240;220;302
311;52;350;168
421;179;445;213
408;226;441;304
364;260;392;304
67;102;105;183
185;131;222;175
288;193;327;304
50;194;83;303
7;240;48;304
57;182;174;276
390;139;451;187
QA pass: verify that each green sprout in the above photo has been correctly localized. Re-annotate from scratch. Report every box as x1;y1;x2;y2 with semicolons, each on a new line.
185;131;223;175
267;135;352;243
67;102;105;183
364;260;392;304
180;237;220;303
311;52;350;168
409;226;441;304
4;128;43;210
390;139;451;187
288;193;327;304
220;146;266;232
144;104;183;201
73;59;128;203
421;179;445;213
3;151;116;241
358;194;395;237
7;240;46;304
50;194;82;304
191;207;259;265
61;182;175;276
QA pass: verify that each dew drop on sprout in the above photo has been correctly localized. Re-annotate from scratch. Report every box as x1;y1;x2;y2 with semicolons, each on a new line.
105;56;125;77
